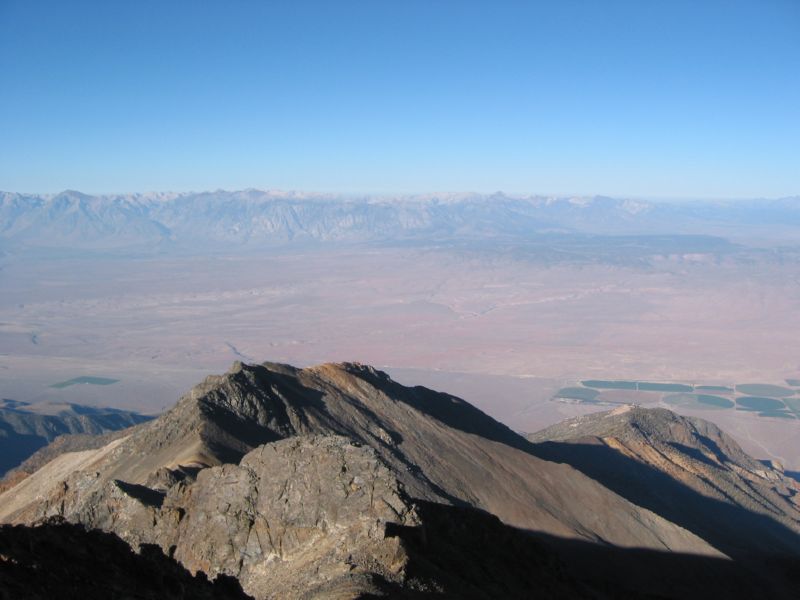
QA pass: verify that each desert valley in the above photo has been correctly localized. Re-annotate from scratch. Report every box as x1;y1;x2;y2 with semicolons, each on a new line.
2;2;799;596
3;191;800;470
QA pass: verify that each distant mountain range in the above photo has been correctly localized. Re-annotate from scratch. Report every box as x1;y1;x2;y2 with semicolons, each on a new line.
2;190;799;252
2;361;799;598
0;399;152;477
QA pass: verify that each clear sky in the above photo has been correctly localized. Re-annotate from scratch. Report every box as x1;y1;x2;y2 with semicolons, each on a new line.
0;0;798;198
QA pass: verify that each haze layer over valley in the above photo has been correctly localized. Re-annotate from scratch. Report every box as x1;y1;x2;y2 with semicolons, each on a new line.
2;190;800;467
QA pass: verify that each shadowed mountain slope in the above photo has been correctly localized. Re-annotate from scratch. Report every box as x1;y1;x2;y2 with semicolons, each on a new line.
0;362;716;552
0;520;253;600
4;509;800;600
392;502;800;600
0;362;722;599
528;405;800;559
3;363;800;598
0;399;152;477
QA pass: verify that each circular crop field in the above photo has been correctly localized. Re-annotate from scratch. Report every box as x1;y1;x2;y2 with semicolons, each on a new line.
554;387;600;402
735;384;795;397
663;393;733;410
736;396;786;411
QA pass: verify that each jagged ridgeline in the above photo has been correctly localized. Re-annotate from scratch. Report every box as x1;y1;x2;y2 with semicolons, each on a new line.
3;189;798;252
2;362;800;599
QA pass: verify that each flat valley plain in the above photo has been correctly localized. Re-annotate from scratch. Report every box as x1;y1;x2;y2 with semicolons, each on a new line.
3;239;800;468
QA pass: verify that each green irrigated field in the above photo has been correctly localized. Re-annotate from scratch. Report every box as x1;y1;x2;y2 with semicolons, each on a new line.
696;394;736;408
554;387;600;402
50;376;120;389
580;380;692;392
734;384;795;397
580;380;638;390
636;382;694;392
736;396;786;411
664;393;734;410
783;397;800;417
551;377;800;422
757;410;795;419
695;385;734;393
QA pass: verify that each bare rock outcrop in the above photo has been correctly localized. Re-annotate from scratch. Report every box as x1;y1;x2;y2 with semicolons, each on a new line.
10;436;415;599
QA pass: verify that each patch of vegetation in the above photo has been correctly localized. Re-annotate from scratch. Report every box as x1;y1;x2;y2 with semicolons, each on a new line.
696;394;735;408
782;397;800;417
786;379;800;387
736;396;786;411
757;411;796;419
663;393;733;410
50;376;119;389
636;382;694;392
695;385;734;393
734;384;795;398
662;393;692;406
581;380;694;392
580;380;638;390
553;387;600;402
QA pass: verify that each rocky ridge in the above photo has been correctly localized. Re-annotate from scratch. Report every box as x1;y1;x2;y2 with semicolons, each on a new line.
2;363;800;598
528;405;800;558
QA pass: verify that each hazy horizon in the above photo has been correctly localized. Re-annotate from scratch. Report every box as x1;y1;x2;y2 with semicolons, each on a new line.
4;188;799;203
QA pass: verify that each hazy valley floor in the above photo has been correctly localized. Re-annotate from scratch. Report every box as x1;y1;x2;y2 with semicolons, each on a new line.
2;245;800;467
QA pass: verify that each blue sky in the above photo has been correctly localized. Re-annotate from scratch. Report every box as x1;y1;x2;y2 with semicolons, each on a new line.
0;0;798;198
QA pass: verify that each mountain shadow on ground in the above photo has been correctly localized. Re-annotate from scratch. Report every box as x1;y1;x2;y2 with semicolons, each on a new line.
528;529;800;600
367;501;800;600
0;520;253;600
5;507;798;600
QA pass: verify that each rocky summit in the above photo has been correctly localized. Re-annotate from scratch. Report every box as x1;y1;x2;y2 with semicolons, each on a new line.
2;362;800;599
